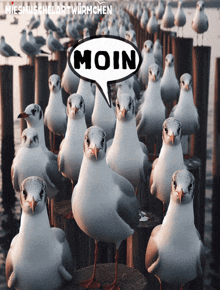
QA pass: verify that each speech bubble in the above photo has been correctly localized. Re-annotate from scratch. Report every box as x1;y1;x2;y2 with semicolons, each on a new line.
68;35;142;107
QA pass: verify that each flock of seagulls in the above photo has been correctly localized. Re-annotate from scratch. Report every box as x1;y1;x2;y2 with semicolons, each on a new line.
2;1;207;290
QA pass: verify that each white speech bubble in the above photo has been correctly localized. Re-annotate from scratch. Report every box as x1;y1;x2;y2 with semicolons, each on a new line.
68;35;142;107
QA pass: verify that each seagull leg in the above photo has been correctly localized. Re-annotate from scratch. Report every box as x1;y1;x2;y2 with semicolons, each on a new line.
79;241;101;289
103;249;120;290
180;286;183;290
159;282;162;290
202;34;204;46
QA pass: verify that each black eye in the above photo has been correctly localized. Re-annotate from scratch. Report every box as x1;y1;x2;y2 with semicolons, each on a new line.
80;101;83;107
86;137;90;146
164;127;168;133
22;190;27;199
116;103;120;109
128;102;131;109
177;127;180;135
69;102;72;108
188;183;192;191
40;190;44;199
150;70;152;74
182;81;185;85
23;135;27;142
157;70;159;75
101;137;105;147
173;180;177;188
33;135;38;143
56;81;59;86
31;109;36;116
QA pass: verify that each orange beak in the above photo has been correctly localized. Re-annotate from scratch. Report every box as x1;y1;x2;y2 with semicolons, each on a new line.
91;146;99;160
169;133;175;144
73;107;78;115
29;197;37;212
177;189;185;203
153;75;156;82
18;112;30;119
185;84;189;91
121;109;127;118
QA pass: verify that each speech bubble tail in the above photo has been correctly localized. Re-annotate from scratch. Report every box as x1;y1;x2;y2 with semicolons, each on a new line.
96;81;111;107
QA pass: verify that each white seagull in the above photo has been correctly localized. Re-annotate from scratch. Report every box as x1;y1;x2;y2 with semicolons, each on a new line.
162;1;175;29
192;0;209;45
0;36;21;64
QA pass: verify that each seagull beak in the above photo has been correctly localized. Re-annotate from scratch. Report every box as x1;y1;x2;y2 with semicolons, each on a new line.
29;197;37;212
153;74;156;82
146;47;150;52
18;112;30;119
177;189;185;203
91;146;99;160
73;106;78;115
121;109;127;118
169;133;175;144
185;84;189;91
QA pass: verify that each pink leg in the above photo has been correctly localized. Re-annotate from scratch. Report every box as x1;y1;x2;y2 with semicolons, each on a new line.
103;249;120;290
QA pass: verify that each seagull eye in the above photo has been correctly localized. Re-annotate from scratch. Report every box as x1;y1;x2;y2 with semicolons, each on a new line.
150;70;152;75
40;190;44;199
177;127;180;135
22;190;27;199
56;81;59;86
101;137;105;147
80;101;83;107
164;127;168;134
86;137;90;146
69;102;72;108
128;101;131;109
116;103;120;109
188;183;192;191
31;109;36;116
173;181;177;188
182;81;185;85
23;135;27;142
33;135;38;143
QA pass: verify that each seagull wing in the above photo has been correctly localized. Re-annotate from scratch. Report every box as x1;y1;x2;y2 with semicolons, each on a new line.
51;38;64;51
113;172;139;230
11;164;20;192
169;104;177;117
21;41;38;55
3;44;16;56
45;159;63;192
145;225;161;273
149;158;159;195
5;234;19;288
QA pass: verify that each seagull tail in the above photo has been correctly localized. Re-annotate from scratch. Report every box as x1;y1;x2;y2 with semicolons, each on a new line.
58;265;73;281
40;49;50;54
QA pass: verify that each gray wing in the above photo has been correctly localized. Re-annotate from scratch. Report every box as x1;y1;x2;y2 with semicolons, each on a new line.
52;228;74;281
196;229;206;275
113;172;139;230
143;155;152;177
51;38;64;51
45;159;63;192
47;150;58;162
145;225;161;273
6;234;19;288
3;44;17;56
48;19;57;31
149;158;159;195
169;104;177;117
21;41;38;55
140;141;148;155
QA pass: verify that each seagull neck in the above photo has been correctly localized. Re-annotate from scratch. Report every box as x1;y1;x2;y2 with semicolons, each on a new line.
48;90;64;105
66;116;86;137
114;116;139;146
145;80;162;103
27;120;47;149
159;142;184;163
178;90;194;107
19;207;50;237
164;65;176;77
77;79;91;94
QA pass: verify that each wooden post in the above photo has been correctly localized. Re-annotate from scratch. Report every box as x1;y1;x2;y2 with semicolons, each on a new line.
172;37;193;82
212;57;220;271
162;31;170;69
18;65;35;134
0;65;15;209
48;60;58;77
35;56;50;148
167;32;176;54
55;50;69;105
191;46;211;241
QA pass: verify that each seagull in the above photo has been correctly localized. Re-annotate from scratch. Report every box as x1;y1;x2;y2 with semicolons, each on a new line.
91;85;115;141
147;9;158;35
28;15;41;33
162;1;175;29
155;0;165;20
138;40;155;87
174;1;186;37
108;18;119;36
58;94;87;186
18;103;57;162
20;29;49;63
140;7;149;29
106;93;151;220
61;47;79;95
192;0;209;45
0;36;21;64
146;170;206;289
44;14;57;32
149;117;187;215
27;15;35;28
6;176;73;290
46;30;66;59
124;29;138;47
136;63;166;137
44;74;67;152
169;73;199;156
83;27;90;39
28;31;46;49
96;22;102;35
71;126;139;289
11;128;62;200
76;78;95;128
161;54;180;104
66;19;80;40
118;19;126;38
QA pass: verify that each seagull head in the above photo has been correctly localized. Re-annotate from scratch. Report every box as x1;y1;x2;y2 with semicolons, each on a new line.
49;74;61;93
20;176;47;215
83;27;90;38
0;36;5;43
18;104;43;127
67;93;85;119
21;128;39;148
171;170;195;204
144;40;153;53
165;54;175;67
101;28;109;35
128;30;136;43
197;0;205;11
116;93;135;122
148;63;161;82
162;117;182;145
84;126;107;161
180;73;192;91
153;39;162;52
28;30;33;36
20;29;26;35
48;29;53;36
